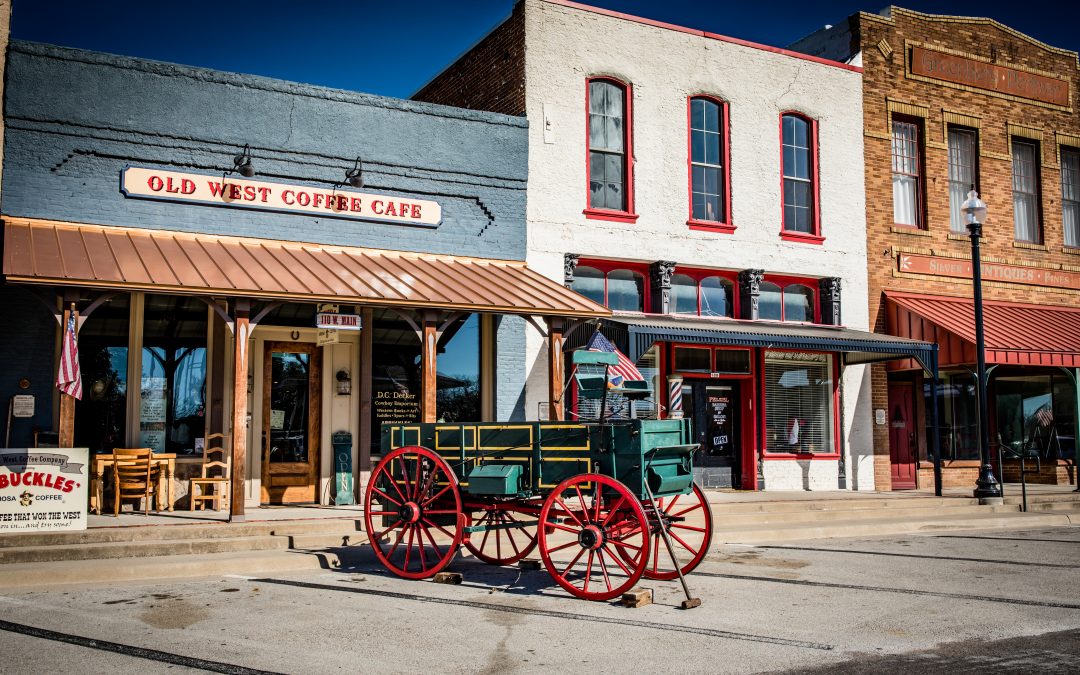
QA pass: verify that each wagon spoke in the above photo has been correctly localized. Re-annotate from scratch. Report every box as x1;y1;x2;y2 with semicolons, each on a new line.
663;495;681;514
670;502;703;519
411;457;425;501
601;544;633;576
574;486;588;520
668;528;697;553
403;526;415;571
543;520;580;535
420;484;452;508
606;537;642;553
372;518;404;541
416;526;429;573
583;551;595;592
553;498;584;527
421;524;444;561
671;523;707;533
420;517;457;540
423;509;460;515
560;546;587;578
601;495;627;527
394;456;411;503
478;513;493;553
369;486;402;506
364;510;401;516
545;540;579;555
652;535;660;574
505;521;522;555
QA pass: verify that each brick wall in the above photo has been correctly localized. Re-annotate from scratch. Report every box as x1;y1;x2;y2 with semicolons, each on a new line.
856;9;1080;490
412;2;526;116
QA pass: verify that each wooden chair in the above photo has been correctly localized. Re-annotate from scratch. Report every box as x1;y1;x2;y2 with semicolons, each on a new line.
189;433;231;511
112;448;158;516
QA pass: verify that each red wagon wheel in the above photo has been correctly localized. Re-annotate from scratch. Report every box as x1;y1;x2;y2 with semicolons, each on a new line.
619;482;713;581
364;445;463;580
464;507;539;566
537;474;649;601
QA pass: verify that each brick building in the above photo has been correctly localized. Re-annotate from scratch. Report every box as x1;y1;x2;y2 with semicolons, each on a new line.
415;0;936;491
792;7;1080;490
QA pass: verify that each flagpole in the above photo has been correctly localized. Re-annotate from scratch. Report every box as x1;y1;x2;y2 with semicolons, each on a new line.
58;303;78;448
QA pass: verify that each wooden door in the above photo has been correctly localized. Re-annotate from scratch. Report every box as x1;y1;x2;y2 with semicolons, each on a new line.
261;341;321;504
888;383;917;490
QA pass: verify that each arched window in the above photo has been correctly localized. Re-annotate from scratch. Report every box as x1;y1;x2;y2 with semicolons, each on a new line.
689;96;729;227
570;266;604;305
699;276;733;318
670;274;698;314
607;269;645;312
781;113;819;238
783;284;814;322
587;78;633;217
759;282;783;321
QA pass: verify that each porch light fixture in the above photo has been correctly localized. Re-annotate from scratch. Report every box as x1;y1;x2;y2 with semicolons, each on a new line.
231;144;255;178
344;157;364;188
961;189;1002;502
336;369;352;396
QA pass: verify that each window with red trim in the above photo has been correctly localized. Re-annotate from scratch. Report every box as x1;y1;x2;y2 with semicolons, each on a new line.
670;272;735;318
688;96;730;228
891;116;924;228
780;113;820;239
570;262;647;312
758;279;817;323
585;78;635;220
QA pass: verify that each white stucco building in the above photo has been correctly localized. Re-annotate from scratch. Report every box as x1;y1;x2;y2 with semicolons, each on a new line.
416;0;934;491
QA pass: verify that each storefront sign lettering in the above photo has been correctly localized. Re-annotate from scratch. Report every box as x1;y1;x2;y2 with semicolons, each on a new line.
121;167;443;227
910;46;1070;107
316;313;361;331
899;253;1080;290
12;395;34;418
0;448;88;532
373;390;421;425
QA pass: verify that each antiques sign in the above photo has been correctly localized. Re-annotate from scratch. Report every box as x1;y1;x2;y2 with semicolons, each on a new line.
899;253;1080;290
0;448;88;532
910;46;1070;108
121;167;443;227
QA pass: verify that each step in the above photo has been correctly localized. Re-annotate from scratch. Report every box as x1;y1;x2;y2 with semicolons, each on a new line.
710;503;1019;526
287;531;370;549
0;535;289;565
711;511;1077;545
704;496;979;514
1024;502;1080;513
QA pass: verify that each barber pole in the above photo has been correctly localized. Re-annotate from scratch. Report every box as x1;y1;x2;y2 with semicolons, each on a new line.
667;375;684;419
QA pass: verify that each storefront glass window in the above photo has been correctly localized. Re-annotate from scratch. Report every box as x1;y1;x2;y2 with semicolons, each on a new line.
75;294;131;453
759;282;782;321
996;373;1075;460
783;284;814;322
924;371;980;461
436;314;480;423
141;295;208;455
671;274;698;314
571;266;605;305
370;309;423;456
700;277;732;318
674;347;710;372
764;352;834;454
607;269;644;312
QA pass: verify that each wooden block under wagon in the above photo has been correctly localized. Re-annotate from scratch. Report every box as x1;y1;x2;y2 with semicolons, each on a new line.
621;587;653;608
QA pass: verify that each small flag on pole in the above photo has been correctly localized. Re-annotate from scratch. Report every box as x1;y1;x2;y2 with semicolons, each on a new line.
586;330;644;385
57;309;83;400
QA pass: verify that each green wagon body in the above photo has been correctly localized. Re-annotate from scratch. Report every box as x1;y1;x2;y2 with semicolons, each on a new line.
381;417;697;501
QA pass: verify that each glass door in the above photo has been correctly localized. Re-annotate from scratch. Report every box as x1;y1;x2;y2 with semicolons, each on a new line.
687;381;740;488
261;341;321;504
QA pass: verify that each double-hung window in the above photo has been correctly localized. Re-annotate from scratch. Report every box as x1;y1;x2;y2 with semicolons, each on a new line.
781;113;819;239
587;78;633;218
688;97;729;227
1062;147;1080;248
1011;138;1041;243
948;128;977;233
891;119;922;227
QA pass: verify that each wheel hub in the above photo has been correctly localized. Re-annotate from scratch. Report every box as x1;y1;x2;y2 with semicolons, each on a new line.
399;502;422;524
578;524;606;550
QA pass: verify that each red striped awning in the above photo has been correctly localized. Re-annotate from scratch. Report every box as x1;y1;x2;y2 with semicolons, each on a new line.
885;291;1080;368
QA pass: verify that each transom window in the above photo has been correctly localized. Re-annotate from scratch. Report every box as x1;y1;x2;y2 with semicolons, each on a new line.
781;114;817;235
689;97;727;224
891;119;922;227
588;79;629;213
1062;146;1079;248
948;128;977;233
759;281;815;323
570;265;645;312
1011;138;1041;243
670;274;734;318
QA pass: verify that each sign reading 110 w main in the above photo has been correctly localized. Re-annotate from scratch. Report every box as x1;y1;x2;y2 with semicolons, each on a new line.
121;167;442;227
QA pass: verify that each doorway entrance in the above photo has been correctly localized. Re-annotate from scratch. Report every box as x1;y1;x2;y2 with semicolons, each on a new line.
261;341;322;504
887;383;917;490
686;380;741;488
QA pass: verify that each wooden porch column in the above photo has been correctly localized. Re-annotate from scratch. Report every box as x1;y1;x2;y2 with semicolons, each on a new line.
358;307;374;473
230;302;251;521
421;313;438;423
57;305;78;448
547;317;565;421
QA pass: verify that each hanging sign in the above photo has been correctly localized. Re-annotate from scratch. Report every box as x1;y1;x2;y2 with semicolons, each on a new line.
899;253;1080;291
317;329;339;346
0;448;88;532
121;167;442;227
316;313;361;331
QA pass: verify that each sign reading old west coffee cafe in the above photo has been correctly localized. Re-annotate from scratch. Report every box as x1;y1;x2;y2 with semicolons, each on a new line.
121;167;443;227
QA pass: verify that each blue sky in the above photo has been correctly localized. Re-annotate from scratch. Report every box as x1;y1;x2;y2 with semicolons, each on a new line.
11;1;1079;100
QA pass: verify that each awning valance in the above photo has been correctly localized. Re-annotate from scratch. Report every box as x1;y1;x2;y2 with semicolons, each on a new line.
2;218;609;318
886;291;1080;368
581;313;938;373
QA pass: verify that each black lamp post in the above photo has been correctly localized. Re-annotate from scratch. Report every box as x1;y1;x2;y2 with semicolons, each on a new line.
962;189;1003;502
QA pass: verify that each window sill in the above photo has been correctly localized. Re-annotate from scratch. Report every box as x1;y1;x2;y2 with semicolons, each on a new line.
687;219;735;233
583;208;639;223
890;225;931;237
1063;246;1080;256
779;230;825;245
946;232;970;241
918;460;980;469
763;452;840;460
1013;241;1049;251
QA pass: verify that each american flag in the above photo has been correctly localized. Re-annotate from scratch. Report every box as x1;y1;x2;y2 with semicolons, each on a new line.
586;330;644;385
57;311;83;400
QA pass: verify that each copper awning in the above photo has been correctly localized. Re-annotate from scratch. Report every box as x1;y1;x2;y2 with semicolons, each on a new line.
2;218;609;318
886;291;1080;367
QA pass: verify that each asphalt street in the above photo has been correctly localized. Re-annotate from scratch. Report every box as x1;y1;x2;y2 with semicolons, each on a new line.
1;526;1079;673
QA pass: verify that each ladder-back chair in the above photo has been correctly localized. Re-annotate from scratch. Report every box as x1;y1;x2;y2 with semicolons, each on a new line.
112;448;158;516
189;433;230;511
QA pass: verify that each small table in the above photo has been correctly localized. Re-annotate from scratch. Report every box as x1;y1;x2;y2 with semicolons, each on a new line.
90;453;177;515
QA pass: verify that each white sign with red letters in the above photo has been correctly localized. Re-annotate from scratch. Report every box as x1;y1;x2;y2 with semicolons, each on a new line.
0;448;88;532
121;167;442;227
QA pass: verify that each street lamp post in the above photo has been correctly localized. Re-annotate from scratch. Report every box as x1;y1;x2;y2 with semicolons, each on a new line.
962;190;1003;502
